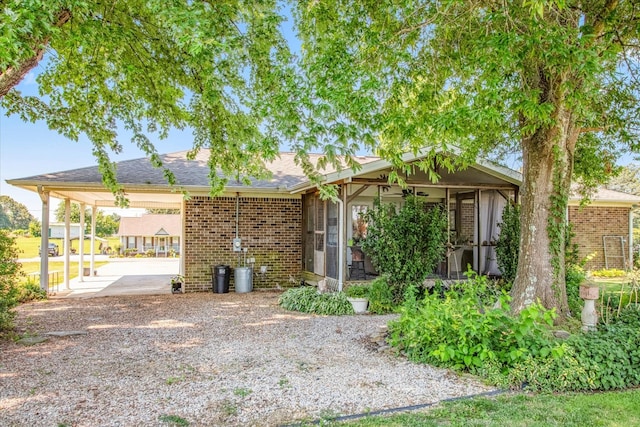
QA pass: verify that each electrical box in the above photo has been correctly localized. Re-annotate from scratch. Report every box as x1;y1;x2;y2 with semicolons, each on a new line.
232;238;242;252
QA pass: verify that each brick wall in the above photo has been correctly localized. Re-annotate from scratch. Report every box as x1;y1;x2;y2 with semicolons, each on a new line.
569;206;630;270
183;196;302;292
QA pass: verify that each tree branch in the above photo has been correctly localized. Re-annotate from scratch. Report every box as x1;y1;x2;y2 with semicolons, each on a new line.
0;10;71;98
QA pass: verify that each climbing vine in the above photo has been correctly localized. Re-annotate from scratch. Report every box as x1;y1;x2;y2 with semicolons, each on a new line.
547;146;569;302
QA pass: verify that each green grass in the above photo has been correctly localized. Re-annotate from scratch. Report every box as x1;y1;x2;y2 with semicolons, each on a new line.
20;261;108;284
14;236;120;258
328;389;640;426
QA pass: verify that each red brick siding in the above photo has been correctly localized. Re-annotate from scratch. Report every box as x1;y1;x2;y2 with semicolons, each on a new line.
460;202;475;241
569;206;630;270
183;197;302;292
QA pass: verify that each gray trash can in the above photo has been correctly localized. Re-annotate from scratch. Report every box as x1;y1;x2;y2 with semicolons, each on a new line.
234;267;253;293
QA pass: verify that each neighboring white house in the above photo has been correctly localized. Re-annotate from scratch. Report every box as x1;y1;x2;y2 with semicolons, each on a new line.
116;214;181;256
48;222;82;239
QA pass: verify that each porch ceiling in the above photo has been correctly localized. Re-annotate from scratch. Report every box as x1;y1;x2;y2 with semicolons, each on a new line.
8;181;184;209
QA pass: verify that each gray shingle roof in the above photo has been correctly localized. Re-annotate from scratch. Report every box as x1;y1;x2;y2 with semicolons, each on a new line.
10;150;379;190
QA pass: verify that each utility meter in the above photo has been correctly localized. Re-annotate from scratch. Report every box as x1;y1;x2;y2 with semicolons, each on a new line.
232;238;242;252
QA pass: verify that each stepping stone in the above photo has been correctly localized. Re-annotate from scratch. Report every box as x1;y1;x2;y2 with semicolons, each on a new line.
17;336;49;346
45;330;88;337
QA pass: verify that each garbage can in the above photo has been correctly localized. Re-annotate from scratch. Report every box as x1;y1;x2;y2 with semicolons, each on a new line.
213;265;231;293
234;267;253;293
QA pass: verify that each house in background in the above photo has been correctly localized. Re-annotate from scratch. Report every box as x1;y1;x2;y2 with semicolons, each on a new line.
116;214;181;256
7;148;640;292
48;222;82;239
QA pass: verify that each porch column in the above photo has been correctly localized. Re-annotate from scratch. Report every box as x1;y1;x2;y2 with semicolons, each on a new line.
90;205;97;276
78;203;85;282
37;187;50;293
63;198;71;290
180;199;186;276
446;188;450;278
476;190;481;273
630;209;634;270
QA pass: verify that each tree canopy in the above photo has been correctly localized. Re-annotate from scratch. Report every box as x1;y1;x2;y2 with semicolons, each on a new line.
0;195;36;230
53;202;119;237
2;1;640;316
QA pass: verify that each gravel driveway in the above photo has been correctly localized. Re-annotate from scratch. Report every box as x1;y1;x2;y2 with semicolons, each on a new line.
0;291;494;426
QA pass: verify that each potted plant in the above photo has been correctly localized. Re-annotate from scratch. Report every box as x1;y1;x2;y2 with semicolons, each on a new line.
345;284;370;314
170;274;184;294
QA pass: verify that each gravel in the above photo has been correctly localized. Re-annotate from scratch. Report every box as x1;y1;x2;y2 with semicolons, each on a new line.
0;291;495;426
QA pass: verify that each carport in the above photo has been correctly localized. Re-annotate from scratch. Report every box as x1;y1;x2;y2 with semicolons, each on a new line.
7;155;187;293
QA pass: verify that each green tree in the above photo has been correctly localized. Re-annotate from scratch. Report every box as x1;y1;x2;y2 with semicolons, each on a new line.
361;197;448;300
28;220;41;237
0;195;36;230
608;164;640;228
287;2;640;319
53;202;119;237
0;0;294;204
0;230;22;333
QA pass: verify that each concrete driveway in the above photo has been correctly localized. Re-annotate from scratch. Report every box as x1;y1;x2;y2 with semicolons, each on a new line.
58;257;181;298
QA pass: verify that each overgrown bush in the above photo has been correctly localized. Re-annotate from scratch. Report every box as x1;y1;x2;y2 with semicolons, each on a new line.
388;273;562;372
361;196;447;300
495;202;520;284
279;286;354;315
367;276;396;314
17;280;47;303
0;230;22;333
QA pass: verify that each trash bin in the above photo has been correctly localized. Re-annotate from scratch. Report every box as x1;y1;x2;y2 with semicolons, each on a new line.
234;267;253;293
213;265;231;293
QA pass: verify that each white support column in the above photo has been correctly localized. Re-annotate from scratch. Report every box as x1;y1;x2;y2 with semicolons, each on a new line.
38;187;50;293
629;208;634;270
90;205;97;276
180;199;186;277
79;203;85;282
63;198;71;290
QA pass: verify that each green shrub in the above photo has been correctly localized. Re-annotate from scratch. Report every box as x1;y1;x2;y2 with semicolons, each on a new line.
17;280;47;303
566;264;586;317
368;276;396;314
279;287;354;315
0;230;22;333
361;196;447;300
495;202;520;284
344;284;369;298
494;307;640;392
388;274;561;372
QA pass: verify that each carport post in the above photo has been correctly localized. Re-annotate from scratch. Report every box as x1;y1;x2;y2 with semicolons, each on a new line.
63;198;70;290
90;205;97;276
79;203;85;282
37;186;49;293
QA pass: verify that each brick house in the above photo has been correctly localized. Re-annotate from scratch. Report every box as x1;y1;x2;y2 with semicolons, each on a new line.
8;148;640;291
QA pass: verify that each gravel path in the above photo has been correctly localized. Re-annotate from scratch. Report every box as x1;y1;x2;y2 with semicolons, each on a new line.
0;291;495;426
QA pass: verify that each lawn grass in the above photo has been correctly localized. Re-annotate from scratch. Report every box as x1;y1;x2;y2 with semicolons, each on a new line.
328;389;640;427
14;236;120;258
20;261;108;284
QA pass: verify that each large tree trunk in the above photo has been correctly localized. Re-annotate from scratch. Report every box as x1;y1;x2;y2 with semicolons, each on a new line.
511;70;580;321
0;10;70;98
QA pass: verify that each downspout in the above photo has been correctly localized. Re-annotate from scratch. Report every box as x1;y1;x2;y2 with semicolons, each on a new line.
337;196;344;292
235;192;239;239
